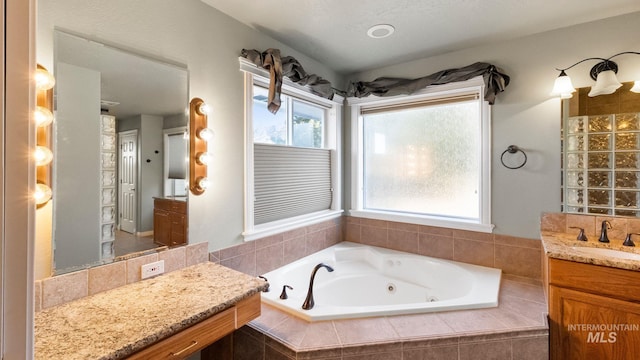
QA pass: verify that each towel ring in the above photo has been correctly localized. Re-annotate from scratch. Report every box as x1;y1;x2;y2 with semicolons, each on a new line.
501;145;527;169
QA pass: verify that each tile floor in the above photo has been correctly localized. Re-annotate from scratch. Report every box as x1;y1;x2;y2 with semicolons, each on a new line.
233;274;548;360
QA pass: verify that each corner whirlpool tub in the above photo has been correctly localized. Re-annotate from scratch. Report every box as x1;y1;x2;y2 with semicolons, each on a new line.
260;242;502;321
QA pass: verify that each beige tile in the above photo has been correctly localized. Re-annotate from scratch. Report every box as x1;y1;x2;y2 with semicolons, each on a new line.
495;244;542;279
257;243;284;275
360;218;389;228
566;214;597;237
418;233;454;260
388;228;419;254
253;304;292;332
403;345;459;360
512;335;549;360
185;241;209;266
452;229;493;243
388;221;420;232
208;250;221;263
233;326;265;360
346;216;361;224
540;212;566;232
341;342;402;357
333;317;399;344
453;238;494;267
266;315;341;350
220;240;256;260
387;313;455;338
438;309;508;333
458;340;511;360
346;222;361;243
88;261;126;295
283;226;307;240
493;294;548;327
306;229;327;255
326;224;341;246
361;225;388;248
221;252;256;276
500;278;547;304
264;343;296;360
306;220;331;233
494;234;541;249
42;270;88;309
419;225;454;237
126;253;158;284
283;237;307;264
158;246;186;274
256;233;284;249
343;350;402;360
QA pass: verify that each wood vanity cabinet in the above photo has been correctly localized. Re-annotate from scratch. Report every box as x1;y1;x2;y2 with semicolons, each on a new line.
127;293;261;359
547;258;640;359
153;197;187;247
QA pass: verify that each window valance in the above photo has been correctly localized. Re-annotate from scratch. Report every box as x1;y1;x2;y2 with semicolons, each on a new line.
347;62;510;105
241;48;334;113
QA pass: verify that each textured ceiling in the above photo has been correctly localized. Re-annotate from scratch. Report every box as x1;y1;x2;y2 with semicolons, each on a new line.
201;0;640;74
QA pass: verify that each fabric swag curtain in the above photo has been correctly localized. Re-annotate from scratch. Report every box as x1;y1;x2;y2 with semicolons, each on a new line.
241;48;334;113
347;62;510;105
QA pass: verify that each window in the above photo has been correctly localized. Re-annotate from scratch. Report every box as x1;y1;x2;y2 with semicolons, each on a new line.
240;59;343;240
349;78;493;232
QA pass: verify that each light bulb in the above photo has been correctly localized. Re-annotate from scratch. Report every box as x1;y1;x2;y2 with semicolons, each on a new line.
196;176;210;191
35;68;56;91
197;103;211;115
35;183;52;205
197;127;215;142
35;146;53;166
35;106;54;127
196;152;213;165
588;70;622;97
550;70;576;98
630;81;640;93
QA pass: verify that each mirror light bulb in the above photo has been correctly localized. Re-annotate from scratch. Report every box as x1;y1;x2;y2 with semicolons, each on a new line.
630;81;640;93
35;146;53;166
197;103;211;115
196;152;213;165
35;183;53;205
197;177;210;191
35;106;54;127
35;68;56;91
197;127;215;142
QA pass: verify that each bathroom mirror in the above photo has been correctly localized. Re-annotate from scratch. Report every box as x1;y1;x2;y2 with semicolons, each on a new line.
561;83;640;218
52;30;189;274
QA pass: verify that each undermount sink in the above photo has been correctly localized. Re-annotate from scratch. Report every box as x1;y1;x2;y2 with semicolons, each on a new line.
570;246;640;261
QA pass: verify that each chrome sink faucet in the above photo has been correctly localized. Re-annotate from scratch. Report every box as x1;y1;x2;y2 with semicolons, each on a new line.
599;220;612;243
301;263;334;310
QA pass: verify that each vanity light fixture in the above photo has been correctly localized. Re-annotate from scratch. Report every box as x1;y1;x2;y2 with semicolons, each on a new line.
551;51;640;98
35;64;55;207
189;97;211;195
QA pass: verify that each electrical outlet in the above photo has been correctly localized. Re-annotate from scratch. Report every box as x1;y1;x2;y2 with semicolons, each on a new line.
141;260;165;279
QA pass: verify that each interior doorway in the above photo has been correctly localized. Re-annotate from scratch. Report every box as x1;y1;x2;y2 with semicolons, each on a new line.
118;129;138;234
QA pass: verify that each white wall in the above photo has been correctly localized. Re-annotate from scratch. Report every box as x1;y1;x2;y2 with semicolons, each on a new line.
140;114;164;232
346;11;640;238
36;0;343;259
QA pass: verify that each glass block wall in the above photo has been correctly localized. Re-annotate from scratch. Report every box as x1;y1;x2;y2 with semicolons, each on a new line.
564;113;640;216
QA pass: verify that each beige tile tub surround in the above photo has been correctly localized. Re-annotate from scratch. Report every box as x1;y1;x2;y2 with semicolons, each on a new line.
234;274;548;360
346;217;543;280
542;211;640;243
36;242;209;311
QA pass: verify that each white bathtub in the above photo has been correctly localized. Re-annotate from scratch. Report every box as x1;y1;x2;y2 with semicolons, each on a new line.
260;242;501;321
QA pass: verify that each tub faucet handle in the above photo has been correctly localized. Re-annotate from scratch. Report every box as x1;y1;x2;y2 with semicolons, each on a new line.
569;226;588;241
623;233;640;247
279;285;293;299
258;275;269;292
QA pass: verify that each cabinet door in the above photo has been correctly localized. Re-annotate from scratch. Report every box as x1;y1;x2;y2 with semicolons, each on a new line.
549;285;640;360
170;213;186;246
154;209;171;247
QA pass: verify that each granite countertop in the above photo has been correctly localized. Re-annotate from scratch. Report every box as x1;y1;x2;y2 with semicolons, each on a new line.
35;262;267;360
541;231;640;271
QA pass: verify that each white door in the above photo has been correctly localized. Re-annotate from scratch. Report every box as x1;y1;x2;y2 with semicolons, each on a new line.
119;130;138;234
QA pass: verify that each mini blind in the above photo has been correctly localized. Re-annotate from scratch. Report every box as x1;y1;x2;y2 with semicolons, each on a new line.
360;93;479;115
254;144;332;225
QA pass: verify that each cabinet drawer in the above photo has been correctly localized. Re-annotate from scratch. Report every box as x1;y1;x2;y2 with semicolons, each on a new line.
127;306;236;359
548;258;640;302
154;198;187;214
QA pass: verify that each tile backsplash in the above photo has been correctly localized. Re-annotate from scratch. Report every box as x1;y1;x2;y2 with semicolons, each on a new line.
35;241;208;312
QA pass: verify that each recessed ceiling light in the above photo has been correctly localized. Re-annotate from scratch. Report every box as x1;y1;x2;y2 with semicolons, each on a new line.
367;24;395;39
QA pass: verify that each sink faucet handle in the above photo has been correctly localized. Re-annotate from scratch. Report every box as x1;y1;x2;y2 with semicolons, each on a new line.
279;285;293;299
623;233;640;247
599;220;612;243
569;226;588;241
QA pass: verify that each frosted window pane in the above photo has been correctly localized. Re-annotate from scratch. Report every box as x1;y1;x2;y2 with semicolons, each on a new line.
363;101;480;220
253;86;288;144
292;100;325;148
